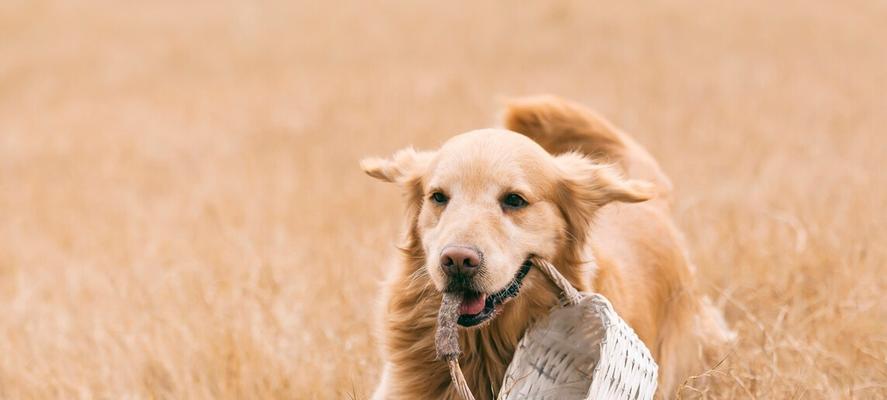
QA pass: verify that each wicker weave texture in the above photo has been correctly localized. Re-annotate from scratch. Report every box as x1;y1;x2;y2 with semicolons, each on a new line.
498;294;658;400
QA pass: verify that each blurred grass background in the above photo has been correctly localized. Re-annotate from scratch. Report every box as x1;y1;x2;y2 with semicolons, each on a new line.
1;0;885;398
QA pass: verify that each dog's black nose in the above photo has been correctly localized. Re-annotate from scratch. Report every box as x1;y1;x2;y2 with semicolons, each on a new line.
440;246;481;276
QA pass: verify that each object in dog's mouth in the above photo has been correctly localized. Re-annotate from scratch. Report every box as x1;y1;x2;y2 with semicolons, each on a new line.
435;292;463;361
436;261;533;362
436;292;477;400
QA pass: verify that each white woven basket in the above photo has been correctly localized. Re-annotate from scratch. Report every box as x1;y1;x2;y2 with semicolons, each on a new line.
440;258;659;400
498;259;658;400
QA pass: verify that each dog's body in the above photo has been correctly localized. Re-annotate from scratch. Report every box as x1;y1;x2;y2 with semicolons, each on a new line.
363;96;732;400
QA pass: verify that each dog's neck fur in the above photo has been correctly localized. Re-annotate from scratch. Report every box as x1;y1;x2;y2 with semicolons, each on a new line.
381;230;589;400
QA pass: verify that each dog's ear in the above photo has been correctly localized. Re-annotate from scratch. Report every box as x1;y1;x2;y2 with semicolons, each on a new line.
554;152;655;238
555;152;655;205
360;148;435;185
361;148;435;262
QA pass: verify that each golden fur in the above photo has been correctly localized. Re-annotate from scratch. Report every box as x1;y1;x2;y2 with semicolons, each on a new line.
362;96;733;399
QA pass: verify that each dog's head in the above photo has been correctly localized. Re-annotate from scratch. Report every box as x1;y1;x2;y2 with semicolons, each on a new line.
362;129;653;327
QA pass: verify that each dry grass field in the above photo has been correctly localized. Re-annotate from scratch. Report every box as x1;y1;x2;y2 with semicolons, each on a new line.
1;1;886;398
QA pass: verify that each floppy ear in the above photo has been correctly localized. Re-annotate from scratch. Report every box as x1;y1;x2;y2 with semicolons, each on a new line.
360;147;435;184
554;152;656;240
361;148;436;264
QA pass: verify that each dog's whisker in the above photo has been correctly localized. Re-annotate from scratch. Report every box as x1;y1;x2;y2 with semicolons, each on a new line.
406;266;429;286
405;267;437;301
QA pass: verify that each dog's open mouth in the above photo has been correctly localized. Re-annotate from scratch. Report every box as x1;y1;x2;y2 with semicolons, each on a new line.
455;260;532;327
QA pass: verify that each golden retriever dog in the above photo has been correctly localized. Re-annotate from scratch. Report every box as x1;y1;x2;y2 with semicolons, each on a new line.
361;96;733;399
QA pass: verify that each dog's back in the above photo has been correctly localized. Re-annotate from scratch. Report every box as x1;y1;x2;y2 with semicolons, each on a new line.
503;95;672;202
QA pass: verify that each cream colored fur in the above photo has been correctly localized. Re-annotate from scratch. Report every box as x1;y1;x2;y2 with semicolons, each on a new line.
362;96;733;400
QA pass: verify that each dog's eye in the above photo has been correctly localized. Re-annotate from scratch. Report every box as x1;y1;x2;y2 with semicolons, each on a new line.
501;193;528;209
430;191;449;205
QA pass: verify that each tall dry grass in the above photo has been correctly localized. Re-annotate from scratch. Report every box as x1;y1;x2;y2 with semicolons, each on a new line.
1;0;885;398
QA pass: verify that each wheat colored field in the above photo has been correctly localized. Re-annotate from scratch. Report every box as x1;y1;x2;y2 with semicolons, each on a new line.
1;1;886;399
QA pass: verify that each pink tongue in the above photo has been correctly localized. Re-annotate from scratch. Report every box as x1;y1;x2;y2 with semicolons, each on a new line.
459;294;487;315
